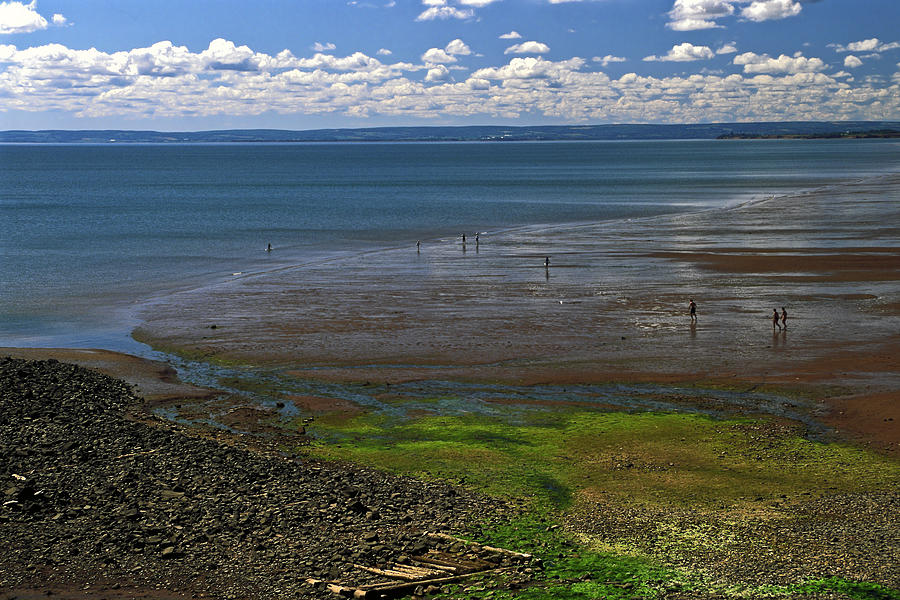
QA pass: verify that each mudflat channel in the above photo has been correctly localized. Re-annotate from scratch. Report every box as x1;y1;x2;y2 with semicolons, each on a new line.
4;174;899;599
134;174;900;450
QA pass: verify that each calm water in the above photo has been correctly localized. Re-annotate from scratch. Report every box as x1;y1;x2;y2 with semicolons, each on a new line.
1;140;898;350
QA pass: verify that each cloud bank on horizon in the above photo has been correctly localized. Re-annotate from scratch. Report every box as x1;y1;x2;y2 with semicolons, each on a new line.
0;0;898;129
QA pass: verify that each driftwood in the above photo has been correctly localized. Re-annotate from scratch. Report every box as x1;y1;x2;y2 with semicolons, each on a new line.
406;555;458;572
323;532;534;598
357;567;508;598
426;532;532;559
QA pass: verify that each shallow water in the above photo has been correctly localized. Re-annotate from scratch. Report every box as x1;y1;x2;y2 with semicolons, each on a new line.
2;139;898;350
154;355;827;439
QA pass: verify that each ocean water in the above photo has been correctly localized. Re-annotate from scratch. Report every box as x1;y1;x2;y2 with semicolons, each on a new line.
1;139;898;351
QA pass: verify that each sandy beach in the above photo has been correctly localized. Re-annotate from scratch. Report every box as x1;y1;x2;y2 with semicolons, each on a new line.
131;174;900;452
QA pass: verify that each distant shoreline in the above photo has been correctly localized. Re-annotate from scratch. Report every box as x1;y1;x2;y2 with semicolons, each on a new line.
718;129;900;140
3;120;900;143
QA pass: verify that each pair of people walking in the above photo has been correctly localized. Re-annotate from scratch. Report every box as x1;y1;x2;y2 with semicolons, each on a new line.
688;300;788;331
773;307;787;331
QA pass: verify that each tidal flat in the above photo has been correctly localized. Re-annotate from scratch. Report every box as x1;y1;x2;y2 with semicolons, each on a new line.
3;174;900;599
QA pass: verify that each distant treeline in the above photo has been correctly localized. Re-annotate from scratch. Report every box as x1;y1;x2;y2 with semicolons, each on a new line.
718;129;900;140
3;122;900;143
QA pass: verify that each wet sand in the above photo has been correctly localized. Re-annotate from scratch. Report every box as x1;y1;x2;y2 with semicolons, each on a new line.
0;347;212;403
124;174;897;449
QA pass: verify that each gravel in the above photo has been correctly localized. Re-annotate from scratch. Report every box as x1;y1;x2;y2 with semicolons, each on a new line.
0;357;518;599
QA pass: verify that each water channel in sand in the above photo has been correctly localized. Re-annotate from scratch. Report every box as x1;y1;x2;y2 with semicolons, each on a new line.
126;174;900;448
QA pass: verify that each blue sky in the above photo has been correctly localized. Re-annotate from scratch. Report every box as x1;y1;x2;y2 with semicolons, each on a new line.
1;0;899;130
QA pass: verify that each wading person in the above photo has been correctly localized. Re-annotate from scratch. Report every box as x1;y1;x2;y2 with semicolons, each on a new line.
781;307;787;330
689;299;697;323
773;308;781;331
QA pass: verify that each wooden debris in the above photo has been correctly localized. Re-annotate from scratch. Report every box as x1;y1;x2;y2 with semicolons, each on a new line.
325;533;534;598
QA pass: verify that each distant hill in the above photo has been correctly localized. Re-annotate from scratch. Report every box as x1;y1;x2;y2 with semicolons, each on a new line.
3;122;900;143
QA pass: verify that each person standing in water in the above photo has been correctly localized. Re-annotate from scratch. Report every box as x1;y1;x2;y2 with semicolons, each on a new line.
773;308;781;331
689;299;697;323
781;307;787;330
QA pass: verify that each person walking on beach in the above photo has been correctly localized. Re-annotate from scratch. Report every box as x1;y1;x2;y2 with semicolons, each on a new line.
689;299;697;323
781;307;787;330
773;308;781;331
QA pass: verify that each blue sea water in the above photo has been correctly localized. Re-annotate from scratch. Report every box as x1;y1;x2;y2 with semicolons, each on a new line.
1;139;898;351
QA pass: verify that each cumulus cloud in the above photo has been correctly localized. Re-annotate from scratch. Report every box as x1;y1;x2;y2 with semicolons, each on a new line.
740;0;801;22
415;0;475;21
425;64;451;81
0;0;51;34
312;42;336;52
445;38;472;56
716;42;738;55
499;31;522;40
377;48;392;56
844;55;862;69
644;43;715;62
1;37;897;124
733;51;825;74
202;38;263;71
593;55;626;67
667;0;734;31
667;0;803;30
422;47;457;64
830;38;900;54
504;41;550;55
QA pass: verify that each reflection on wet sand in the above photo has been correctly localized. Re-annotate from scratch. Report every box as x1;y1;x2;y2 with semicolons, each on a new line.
134;174;900;451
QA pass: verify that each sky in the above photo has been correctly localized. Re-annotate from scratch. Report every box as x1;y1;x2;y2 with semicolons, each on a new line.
1;0;899;130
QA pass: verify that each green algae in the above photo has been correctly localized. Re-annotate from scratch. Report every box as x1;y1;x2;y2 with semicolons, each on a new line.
304;406;899;599
306;409;900;510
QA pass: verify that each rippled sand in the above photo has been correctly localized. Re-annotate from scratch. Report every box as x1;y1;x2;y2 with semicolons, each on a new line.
134;174;900;448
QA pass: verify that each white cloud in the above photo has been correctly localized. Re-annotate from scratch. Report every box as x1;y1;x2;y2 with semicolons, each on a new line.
312;42;336;52
830;38;900;54
0;0;49;34
499;31;522;40
740;0;801;22
667;0;734;31
445;39;472;56
593;55;626;67
644;43;715;62
733;52;826;74
666;0;803;31
844;55;863;69
422;47;457;64
458;0;500;6
51;13;66;26
504;41;550;55
1;37;897;125
415;0;475;21
377;48;392;56
716;42;737;55
201;38;262;71
425;64;451;81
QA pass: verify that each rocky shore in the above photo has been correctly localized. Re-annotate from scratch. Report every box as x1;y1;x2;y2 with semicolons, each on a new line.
0;357;521;599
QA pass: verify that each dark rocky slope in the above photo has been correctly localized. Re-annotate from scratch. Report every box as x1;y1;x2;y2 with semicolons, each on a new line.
0;357;516;598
